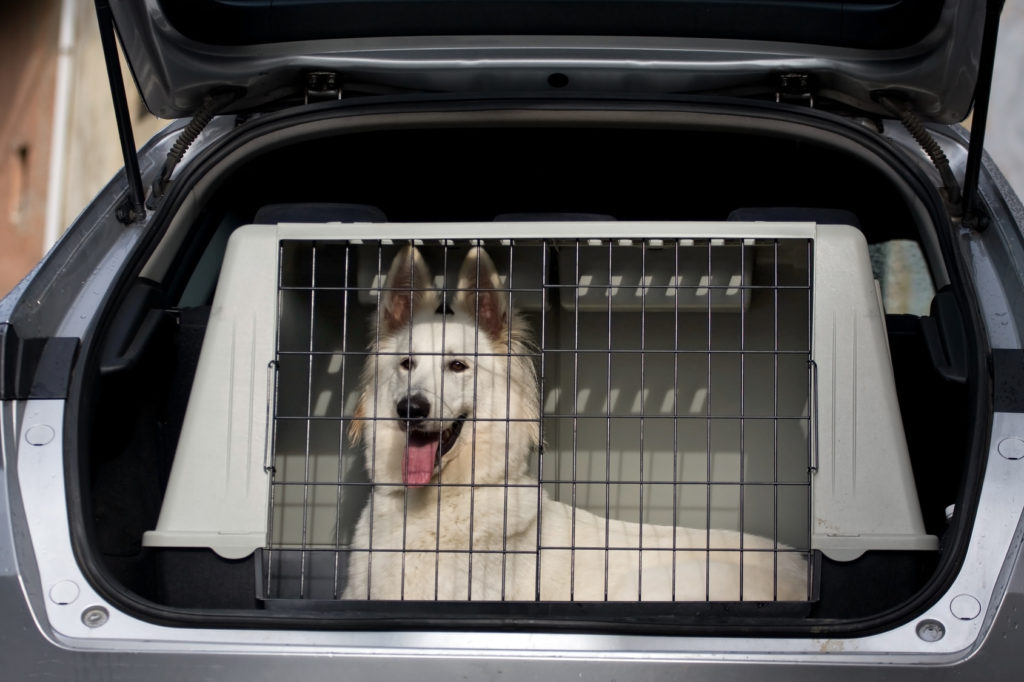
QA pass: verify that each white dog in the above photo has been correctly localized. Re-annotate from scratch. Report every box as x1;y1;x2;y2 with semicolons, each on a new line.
343;246;807;602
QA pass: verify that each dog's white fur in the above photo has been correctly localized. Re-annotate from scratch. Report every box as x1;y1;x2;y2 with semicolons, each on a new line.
343;246;807;601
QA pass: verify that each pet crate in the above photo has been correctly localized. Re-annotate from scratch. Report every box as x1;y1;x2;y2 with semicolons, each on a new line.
143;221;937;603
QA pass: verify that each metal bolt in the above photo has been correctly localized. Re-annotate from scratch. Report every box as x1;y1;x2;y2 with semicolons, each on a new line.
998;437;1024;460
81;606;109;628
916;619;946;642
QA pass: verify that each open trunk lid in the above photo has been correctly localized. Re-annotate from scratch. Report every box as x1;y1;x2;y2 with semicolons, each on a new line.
109;0;993;124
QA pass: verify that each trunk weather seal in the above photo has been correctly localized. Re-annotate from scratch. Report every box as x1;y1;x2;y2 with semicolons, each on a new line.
62;94;989;638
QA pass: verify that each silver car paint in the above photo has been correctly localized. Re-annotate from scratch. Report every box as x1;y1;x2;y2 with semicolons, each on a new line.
110;0;986;123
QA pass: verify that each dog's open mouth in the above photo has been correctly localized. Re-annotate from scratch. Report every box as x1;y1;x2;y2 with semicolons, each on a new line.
402;416;466;487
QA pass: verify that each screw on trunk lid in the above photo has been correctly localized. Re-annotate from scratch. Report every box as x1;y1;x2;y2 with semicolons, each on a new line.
916;619;946;642
81;606;109;628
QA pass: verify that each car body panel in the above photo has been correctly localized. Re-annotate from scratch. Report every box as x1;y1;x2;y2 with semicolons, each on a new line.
2;1;1023;677
110;0;987;122
0;96;1022;669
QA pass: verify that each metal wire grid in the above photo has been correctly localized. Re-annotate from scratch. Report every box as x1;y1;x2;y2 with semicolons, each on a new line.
262;237;813;602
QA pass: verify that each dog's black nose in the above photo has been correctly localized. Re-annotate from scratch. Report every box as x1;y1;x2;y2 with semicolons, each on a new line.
396;395;431;423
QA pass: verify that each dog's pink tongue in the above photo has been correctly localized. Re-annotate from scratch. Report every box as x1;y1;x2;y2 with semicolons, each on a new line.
403;440;438;487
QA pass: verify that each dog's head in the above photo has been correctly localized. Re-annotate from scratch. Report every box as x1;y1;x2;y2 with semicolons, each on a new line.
351;246;539;491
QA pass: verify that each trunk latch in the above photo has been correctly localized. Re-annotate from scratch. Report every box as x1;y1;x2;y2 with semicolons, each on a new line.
776;73;814;108
306;72;342;104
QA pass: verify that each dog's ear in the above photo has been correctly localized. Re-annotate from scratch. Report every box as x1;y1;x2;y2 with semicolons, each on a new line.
380;246;435;333
454;247;508;341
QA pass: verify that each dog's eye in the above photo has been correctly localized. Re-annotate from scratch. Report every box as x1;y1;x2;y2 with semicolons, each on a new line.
448;360;469;373
399;358;414;371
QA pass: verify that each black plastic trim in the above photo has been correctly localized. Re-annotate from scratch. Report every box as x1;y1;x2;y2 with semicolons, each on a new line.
99;280;170;375
0;323;79;400
922;286;970;384
993;349;1024;413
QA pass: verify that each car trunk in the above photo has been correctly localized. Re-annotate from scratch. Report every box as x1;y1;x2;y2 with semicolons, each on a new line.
77;102;975;630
